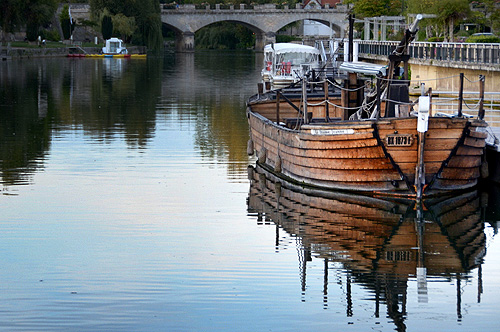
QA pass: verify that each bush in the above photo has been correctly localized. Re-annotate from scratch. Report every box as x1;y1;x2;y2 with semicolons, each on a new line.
41;29;61;42
466;35;500;43
428;36;444;42
26;23;39;42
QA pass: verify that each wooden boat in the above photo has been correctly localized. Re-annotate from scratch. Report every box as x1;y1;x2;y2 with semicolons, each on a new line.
247;16;488;199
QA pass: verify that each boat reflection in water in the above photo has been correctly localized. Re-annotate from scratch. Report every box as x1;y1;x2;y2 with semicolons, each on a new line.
247;165;488;330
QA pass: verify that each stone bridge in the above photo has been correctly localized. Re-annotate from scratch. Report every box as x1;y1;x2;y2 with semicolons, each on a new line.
161;4;351;52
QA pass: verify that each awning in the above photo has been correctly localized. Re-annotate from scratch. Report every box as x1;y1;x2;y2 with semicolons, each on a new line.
338;61;388;76
264;43;320;55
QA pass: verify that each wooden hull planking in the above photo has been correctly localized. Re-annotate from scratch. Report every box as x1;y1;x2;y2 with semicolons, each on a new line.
247;100;487;197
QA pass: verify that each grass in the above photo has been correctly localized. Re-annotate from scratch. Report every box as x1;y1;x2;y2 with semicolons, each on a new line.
8;41;67;48
7;41;103;49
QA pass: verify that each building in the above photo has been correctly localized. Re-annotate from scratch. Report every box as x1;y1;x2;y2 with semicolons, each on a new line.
302;0;343;37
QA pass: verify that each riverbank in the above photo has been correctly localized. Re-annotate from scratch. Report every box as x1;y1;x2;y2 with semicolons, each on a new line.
1;44;147;59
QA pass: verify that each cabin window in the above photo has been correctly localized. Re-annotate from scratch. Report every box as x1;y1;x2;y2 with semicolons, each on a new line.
264;52;273;63
109;42;119;53
276;52;317;65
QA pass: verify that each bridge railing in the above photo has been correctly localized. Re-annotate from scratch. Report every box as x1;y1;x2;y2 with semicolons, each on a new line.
357;40;500;66
161;3;350;11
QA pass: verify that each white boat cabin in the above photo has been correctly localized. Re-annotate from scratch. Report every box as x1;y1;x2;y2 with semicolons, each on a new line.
262;43;322;88
102;38;128;55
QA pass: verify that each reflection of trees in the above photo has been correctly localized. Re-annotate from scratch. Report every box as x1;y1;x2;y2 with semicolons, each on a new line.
0;51;260;186
85;58;160;147
194;100;249;178
0;62;52;185
161;51;262;177
247;166;488;331
0;57;162;186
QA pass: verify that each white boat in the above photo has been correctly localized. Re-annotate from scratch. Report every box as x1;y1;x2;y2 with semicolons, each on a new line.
102;38;128;55
262;43;322;88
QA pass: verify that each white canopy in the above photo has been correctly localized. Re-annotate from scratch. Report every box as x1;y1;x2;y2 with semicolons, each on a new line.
339;61;388;76
264;43;320;55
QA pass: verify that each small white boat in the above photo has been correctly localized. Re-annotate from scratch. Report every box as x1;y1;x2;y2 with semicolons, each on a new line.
262;43;322;88
102;38;128;55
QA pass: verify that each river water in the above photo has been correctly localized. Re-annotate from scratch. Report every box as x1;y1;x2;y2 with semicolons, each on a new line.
1;52;500;331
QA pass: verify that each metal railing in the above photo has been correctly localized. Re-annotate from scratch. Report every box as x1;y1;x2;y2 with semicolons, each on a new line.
429;92;500;123
357;40;500;66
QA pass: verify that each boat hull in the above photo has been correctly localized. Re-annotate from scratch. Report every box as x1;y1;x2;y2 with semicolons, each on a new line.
247;105;487;197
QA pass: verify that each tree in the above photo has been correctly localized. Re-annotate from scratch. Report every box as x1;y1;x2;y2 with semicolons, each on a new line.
112;14;136;42
0;0;24;41
407;0;439;40
90;0;162;51
133;0;162;52
25;0;58;41
101;15;113;40
350;0;402;18
1;0;57;42
434;0;469;41
59;4;75;40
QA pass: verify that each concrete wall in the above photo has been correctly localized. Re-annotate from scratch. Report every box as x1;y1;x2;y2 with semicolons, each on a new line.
364;56;500;93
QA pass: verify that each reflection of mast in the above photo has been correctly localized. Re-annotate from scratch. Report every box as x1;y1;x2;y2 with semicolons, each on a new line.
346;274;353;317
456;273;462;321
323;259;328;308
385;278;407;332
299;242;311;300
415;202;428;303
478;264;483;303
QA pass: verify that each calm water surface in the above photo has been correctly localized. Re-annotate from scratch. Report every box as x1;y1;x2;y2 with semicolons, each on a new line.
1;52;500;331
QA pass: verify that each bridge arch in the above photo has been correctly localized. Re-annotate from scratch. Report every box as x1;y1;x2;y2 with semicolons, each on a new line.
161;4;350;52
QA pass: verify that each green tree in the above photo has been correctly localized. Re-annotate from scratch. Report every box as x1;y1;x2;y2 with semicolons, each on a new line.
1;0;57;42
25;0;58;41
434;0;469;41
59;4;75;40
349;0;402;18
91;0;162;51
101;14;113;39
112;13;136;42
134;0;162;52
195;22;254;49
0;0;24;41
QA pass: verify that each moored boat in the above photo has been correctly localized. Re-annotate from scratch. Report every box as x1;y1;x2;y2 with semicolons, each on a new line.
262;43;323;89
102;37;128;55
67;53;147;59
247;15;488;200
66;38;146;58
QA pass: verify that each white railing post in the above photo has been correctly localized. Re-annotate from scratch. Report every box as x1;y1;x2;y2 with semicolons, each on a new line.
364;18;370;41
353;41;359;62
